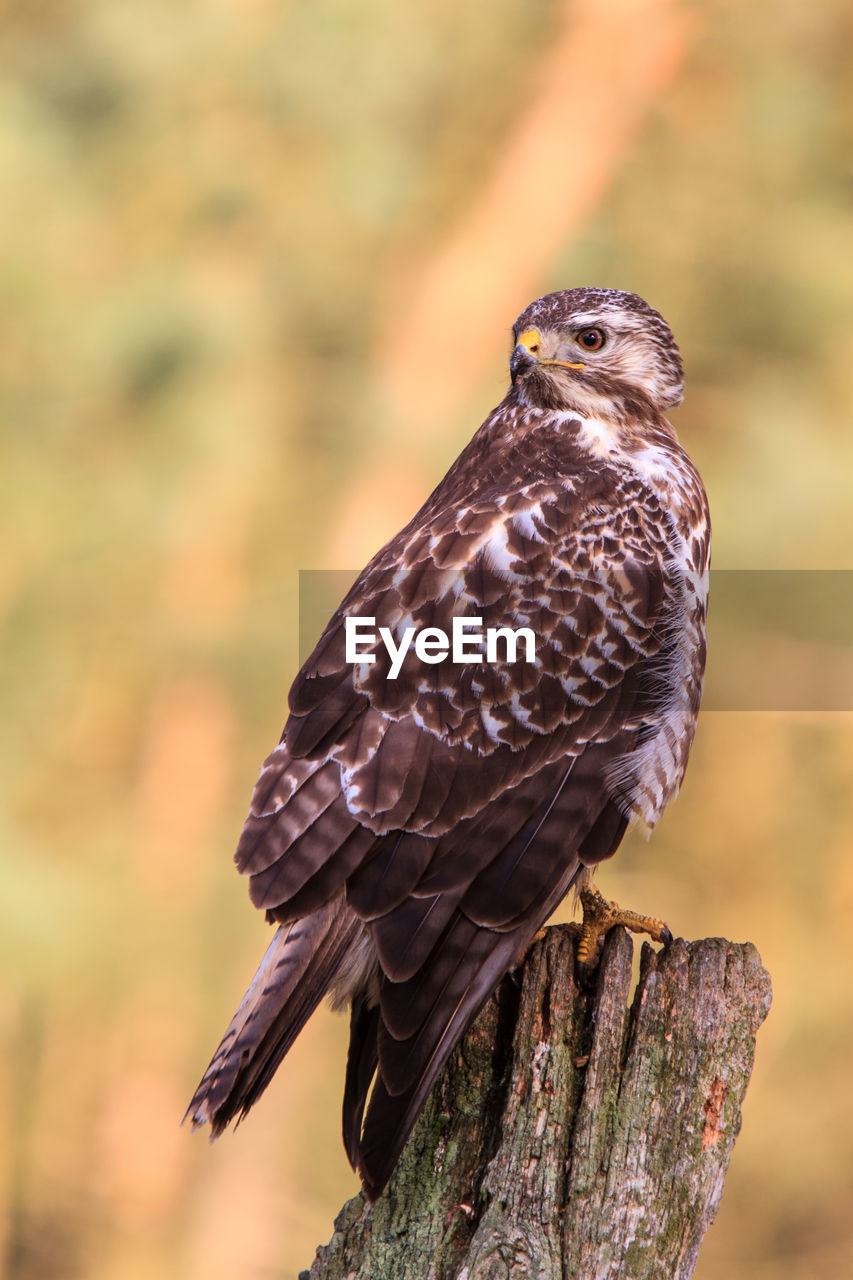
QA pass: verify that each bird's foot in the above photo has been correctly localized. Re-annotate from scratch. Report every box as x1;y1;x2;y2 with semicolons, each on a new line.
575;883;672;971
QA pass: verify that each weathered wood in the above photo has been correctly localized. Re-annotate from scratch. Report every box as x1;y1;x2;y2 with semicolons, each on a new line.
301;926;772;1280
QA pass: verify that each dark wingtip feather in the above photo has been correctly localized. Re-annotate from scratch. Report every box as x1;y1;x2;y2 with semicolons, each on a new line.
356;1076;424;1202
342;997;380;1170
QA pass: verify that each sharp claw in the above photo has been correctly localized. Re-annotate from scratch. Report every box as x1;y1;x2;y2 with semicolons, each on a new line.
575;882;673;969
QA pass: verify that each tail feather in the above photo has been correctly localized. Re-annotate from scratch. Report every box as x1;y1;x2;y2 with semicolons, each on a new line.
185;897;358;1135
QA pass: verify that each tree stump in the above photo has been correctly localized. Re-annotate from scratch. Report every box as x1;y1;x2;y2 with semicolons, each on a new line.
301;926;772;1280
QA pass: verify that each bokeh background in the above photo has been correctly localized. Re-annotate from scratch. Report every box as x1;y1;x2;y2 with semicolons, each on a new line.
2;0;853;1276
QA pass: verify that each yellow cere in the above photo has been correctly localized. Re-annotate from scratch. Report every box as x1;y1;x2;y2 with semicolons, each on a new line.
516;327;584;370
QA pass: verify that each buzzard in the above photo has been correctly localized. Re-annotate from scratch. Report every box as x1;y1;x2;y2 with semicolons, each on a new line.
186;287;710;1200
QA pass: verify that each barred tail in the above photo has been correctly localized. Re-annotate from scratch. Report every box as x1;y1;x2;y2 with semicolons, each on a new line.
185;897;359;1135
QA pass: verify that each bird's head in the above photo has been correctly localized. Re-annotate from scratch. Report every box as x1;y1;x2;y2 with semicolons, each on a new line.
509;288;683;421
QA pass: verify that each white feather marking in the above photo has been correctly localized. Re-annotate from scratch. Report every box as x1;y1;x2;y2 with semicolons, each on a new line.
576;417;621;457
479;704;508;743
481;519;521;577
512;508;545;541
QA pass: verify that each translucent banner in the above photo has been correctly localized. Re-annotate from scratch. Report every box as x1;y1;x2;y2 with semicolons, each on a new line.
297;569;853;712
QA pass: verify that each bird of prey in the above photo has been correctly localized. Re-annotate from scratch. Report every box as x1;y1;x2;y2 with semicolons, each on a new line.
186;287;710;1200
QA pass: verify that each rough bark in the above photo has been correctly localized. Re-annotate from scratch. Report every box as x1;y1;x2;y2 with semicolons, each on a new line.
301;927;772;1280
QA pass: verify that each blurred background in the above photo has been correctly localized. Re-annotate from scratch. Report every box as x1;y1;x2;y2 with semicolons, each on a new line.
1;0;852;1276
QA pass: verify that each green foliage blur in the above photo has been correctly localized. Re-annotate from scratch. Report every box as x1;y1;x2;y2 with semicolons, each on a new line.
1;1;852;1277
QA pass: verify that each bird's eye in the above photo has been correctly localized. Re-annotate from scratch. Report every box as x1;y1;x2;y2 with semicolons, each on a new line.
576;328;605;351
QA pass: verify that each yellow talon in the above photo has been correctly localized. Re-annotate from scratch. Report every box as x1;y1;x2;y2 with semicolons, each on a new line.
576;883;673;969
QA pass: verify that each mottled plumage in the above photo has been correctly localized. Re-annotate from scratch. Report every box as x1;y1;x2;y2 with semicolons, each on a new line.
186;287;710;1199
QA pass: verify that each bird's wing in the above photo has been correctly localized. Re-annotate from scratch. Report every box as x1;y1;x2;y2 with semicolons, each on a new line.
231;458;695;1194
236;465;673;910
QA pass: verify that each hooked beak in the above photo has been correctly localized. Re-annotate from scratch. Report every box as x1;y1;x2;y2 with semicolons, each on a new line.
510;327;584;384
510;342;537;383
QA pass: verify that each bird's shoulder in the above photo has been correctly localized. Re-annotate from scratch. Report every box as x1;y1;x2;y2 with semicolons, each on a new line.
281;421;682;796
